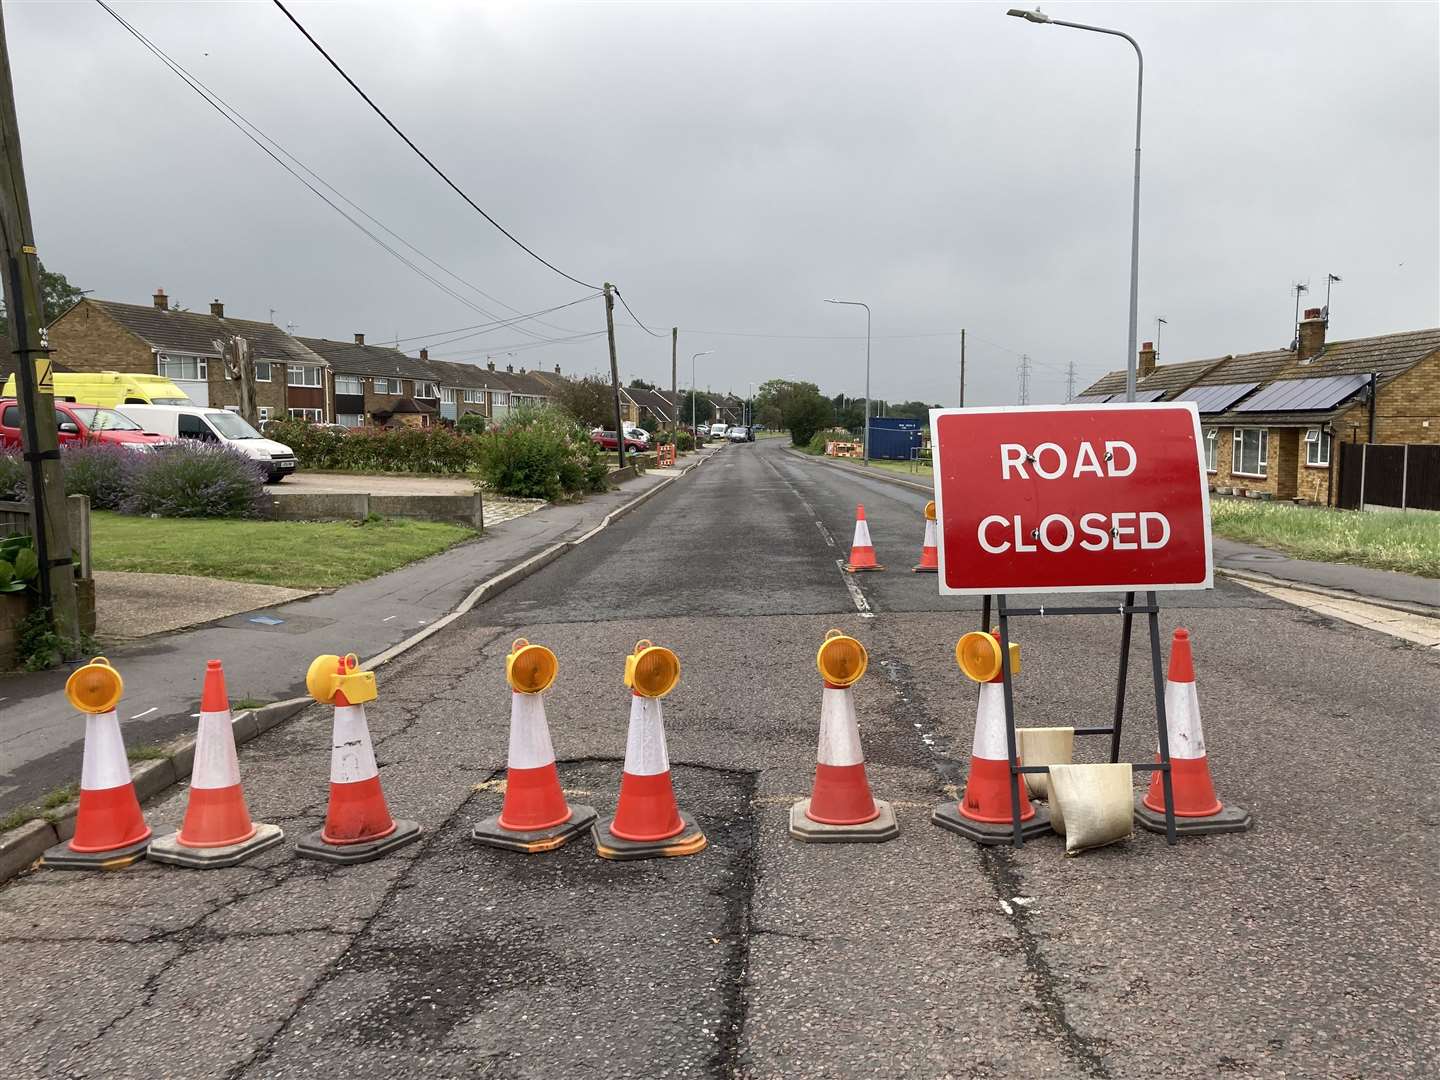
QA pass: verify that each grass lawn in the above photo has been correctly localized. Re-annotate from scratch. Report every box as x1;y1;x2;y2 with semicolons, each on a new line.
861;457;933;481
91;512;477;588
1210;498;1440;578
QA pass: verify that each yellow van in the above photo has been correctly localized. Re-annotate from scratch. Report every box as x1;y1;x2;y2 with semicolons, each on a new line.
0;371;193;407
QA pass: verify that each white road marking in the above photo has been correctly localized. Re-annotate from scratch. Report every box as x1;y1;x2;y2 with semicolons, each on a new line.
835;558;875;618
816;521;835;547
129;707;158;720
382;615;397;622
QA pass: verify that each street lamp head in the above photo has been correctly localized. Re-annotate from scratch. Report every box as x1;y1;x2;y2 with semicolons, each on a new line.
1007;8;1052;23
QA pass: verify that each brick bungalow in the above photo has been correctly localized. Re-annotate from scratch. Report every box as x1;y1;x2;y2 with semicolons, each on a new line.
1077;310;1440;504
46;289;329;423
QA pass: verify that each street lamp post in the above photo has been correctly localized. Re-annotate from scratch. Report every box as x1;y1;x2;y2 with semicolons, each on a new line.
690;350;713;437
1007;7;1143;402
823;298;871;462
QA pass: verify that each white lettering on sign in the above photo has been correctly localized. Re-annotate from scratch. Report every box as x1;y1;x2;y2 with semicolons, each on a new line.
999;441;1138;480
974;511;1173;554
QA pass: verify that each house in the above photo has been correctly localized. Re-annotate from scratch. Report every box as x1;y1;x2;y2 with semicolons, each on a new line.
1077;310;1440;505
627;387;676;431
297;333;435;428
46;289;330;423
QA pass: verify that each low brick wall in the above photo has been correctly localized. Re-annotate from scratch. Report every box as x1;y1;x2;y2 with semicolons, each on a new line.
264;491;484;529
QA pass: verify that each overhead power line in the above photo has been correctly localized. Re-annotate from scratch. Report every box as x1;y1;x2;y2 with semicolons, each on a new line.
95;0;589;345
271;0;599;292
612;287;665;338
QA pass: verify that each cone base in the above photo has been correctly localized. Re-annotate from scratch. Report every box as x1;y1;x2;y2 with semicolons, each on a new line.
844;562;884;573
911;565;938;573
43;835;150;871
790;798;899;844
593;811;706;861
147;823;284;869
1135;800;1251;837
472;805;598;854
931;800;1051;846
296;818;422;865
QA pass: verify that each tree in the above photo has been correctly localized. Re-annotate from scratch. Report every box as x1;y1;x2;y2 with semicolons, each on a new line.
888;400;936;420
628;377;655;390
782;387;833;447
677;389;715;429
2;262;83;337
551;374;615;428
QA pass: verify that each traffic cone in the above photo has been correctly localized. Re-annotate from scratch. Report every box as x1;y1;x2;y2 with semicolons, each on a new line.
932;630;1050;844
594;640;706;860
473;639;597;853
912;500;939;573
148;660;284;868
843;504;884;572
1136;629;1252;836
44;658;153;870
790;631;898;843
296;653;422;865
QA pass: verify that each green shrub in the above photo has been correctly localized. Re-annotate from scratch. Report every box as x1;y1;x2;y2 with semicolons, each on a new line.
456;413;487;436
474;405;604;500
123;442;265;518
654;429;694;452
264;418;479;474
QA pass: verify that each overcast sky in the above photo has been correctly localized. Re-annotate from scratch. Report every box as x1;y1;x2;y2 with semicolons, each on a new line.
10;1;1439;405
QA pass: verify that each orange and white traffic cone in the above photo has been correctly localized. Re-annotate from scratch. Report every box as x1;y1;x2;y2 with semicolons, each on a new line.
933;630;1050;844
790;631;898;843
594;640;706;860
44;658;153;870
296;653;422;864
912;500;939;573
1136;629;1252;835
473;639;597;853
148;660;284;868
843;504;884;572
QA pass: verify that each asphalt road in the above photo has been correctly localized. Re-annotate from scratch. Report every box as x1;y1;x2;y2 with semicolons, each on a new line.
3;437;1437;1078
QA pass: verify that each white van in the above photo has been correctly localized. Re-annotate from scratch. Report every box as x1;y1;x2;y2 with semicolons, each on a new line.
709;422;730;438
117;404;298;483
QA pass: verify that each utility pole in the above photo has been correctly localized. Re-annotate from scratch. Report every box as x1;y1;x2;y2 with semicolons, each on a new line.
670;326;677;435
602;283;625;467
0;8;79;642
959;328;966;407
1065;359;1077;402
1017;354;1032;405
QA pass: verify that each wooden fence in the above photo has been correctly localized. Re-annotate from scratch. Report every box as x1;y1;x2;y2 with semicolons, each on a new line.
0;495;93;577
1336;442;1440;512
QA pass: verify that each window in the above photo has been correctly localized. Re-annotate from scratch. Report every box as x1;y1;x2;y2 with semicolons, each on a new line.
1304;427;1331;467
337;413;365;428
254;361;272;383
373;377;396;395
1232;427;1268;477
157;353;207;381
257;406;272;422
1;405;20;428
335;374;363;396
415;381;439;399
441;387;458;404
289;407;324;422
177;414;214;441
490;390;510;408
464;389;483;404
287;364;322;388
1203;429;1218;472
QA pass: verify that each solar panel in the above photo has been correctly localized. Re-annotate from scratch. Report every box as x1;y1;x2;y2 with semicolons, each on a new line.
1130;389;1167;403
1174;382;1259;413
1071;393;1112;404
1234;373;1371;413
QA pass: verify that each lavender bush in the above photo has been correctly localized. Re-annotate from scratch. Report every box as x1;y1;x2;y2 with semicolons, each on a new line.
60;442;136;510
123;441;266;518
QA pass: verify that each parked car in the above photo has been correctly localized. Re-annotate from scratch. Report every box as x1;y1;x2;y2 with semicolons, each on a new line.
727;426;753;443
591;429;648;453
1;371;191;408
116;404;298;482
623;423;651;446
0;399;171;451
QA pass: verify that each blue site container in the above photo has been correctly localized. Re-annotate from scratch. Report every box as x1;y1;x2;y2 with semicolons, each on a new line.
867;417;924;460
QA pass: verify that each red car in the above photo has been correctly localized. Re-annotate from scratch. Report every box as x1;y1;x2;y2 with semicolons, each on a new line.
0;399;172;450
591;429;648;453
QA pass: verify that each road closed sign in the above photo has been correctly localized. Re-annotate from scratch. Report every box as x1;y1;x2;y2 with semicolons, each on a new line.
929;403;1213;595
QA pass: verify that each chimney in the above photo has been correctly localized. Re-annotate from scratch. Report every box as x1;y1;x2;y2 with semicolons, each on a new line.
354;332;366;346
209;299;225;319
487;360;495;371
1138;340;1157;376
506;363;514;372
1298;307;1327;362
419;348;429;361
153;288;168;311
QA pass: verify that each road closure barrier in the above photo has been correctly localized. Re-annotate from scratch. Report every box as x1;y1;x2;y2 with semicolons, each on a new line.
656;443;676;467
790;630;898;843
844;504;884;572
473;639;597;853
594;640;706;860
296;653;422;865
148;660;283;868
43;657;153;870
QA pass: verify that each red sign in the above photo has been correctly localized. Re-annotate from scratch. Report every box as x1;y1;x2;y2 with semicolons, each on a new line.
929;403;1212;594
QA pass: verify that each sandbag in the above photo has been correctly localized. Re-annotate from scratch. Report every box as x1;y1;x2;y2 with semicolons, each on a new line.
1015;727;1075;800
1047;763;1134;855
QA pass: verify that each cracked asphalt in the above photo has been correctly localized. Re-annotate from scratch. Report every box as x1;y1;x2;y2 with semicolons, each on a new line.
3;437;1437;1078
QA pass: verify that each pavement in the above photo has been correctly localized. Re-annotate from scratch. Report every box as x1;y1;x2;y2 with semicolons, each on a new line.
3;437;1436;1078
0;462;689;815
91;571;315;643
